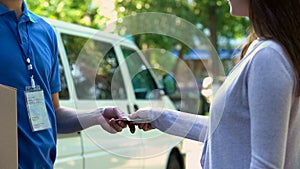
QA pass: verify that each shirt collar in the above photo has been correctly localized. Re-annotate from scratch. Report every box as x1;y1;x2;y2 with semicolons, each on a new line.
21;1;36;23
0;1;36;23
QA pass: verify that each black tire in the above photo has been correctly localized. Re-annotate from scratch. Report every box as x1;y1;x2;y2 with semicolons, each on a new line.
166;152;183;169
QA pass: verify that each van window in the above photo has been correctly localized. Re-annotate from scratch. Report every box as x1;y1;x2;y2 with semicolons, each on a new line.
121;47;159;100
61;33;127;100
58;54;70;99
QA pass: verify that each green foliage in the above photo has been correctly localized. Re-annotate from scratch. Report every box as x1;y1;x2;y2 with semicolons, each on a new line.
192;0;249;49
115;0;195;50
25;0;249;50
115;0;249;50
25;0;109;29
115;0;192;22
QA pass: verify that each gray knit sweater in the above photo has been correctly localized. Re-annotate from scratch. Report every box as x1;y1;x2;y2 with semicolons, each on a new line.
152;39;300;169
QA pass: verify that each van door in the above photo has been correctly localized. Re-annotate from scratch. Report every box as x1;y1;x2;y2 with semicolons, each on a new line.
58;31;144;169
119;46;183;168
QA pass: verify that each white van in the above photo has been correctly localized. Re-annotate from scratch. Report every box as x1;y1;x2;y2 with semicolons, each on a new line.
45;18;187;169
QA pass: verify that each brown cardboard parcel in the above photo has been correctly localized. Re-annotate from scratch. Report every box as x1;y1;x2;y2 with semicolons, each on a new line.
0;84;18;169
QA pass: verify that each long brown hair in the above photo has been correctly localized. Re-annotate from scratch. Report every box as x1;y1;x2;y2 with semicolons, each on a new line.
240;0;300;96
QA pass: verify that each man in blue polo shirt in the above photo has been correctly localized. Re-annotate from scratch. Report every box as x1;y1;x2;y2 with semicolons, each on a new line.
0;0;127;168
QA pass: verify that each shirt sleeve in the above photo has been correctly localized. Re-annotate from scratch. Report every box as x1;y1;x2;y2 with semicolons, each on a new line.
247;47;294;168
49;28;61;94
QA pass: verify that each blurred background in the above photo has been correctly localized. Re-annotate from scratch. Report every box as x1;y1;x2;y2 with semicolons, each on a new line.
25;0;249;115
24;1;249;168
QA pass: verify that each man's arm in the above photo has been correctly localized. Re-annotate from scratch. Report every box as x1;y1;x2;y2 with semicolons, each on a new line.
51;93;126;134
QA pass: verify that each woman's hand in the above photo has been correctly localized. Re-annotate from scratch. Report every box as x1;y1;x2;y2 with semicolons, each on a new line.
128;107;164;133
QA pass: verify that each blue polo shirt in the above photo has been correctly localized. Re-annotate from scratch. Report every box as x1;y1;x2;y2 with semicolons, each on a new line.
0;2;61;169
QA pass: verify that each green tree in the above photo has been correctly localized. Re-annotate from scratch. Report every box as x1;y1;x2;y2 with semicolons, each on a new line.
115;0;194;48
192;0;249;49
115;0;249;78
25;0;109;29
115;0;201;76
115;0;249;50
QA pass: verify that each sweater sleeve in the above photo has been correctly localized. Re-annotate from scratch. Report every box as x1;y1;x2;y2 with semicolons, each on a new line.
151;110;209;142
247;47;294;168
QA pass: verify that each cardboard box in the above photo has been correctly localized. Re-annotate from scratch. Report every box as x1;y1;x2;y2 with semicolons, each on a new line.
0;84;18;169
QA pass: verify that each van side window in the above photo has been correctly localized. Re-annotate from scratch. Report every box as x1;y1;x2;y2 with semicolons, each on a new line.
58;54;70;99
61;33;127;100
121;47;159;100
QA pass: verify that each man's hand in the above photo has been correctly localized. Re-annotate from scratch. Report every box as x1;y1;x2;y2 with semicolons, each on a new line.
98;107;127;133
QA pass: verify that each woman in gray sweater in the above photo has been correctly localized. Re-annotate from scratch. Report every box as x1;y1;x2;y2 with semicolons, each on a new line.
129;0;300;168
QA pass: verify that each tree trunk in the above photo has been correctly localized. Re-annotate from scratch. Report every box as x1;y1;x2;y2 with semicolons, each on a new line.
208;5;218;51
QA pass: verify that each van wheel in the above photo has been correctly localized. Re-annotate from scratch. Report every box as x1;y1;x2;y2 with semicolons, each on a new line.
166;151;183;169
